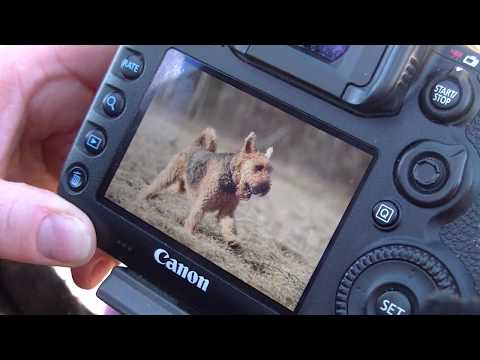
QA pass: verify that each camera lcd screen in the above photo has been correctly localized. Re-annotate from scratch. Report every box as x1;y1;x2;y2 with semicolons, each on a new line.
105;49;373;311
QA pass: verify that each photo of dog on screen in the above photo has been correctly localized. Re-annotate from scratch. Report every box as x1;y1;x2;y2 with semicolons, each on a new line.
139;127;273;249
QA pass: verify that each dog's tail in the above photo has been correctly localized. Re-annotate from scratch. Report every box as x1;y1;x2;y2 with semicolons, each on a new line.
192;127;217;152
138;153;184;200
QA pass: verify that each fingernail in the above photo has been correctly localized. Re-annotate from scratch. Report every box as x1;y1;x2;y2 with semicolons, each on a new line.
38;213;94;265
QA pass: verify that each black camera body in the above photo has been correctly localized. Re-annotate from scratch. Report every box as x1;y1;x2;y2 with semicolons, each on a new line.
58;45;480;315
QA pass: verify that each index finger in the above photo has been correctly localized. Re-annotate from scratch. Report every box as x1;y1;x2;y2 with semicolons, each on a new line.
51;45;118;91
0;45;118;177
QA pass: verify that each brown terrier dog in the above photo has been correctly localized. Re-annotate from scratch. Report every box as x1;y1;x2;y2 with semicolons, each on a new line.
140;128;273;248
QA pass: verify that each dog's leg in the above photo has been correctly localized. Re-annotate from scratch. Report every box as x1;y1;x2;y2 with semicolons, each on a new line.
139;155;182;200
217;207;240;248
175;178;186;193
184;199;206;235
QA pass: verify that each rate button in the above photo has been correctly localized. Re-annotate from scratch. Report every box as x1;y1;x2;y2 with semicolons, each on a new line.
120;54;144;80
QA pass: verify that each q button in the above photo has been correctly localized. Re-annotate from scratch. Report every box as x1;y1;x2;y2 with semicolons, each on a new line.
372;200;400;230
102;91;126;118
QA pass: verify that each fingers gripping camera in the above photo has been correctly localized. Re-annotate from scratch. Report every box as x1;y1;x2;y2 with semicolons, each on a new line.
59;45;480;314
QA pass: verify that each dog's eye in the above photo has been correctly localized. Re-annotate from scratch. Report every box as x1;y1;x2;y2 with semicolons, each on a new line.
255;165;264;172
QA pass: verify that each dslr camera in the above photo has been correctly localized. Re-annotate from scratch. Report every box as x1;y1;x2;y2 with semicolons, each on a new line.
58;45;480;315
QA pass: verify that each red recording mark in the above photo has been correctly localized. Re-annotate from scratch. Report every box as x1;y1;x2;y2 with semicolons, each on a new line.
449;48;464;60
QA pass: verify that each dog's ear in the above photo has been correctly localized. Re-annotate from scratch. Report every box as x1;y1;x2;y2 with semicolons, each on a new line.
265;146;273;160
242;132;257;153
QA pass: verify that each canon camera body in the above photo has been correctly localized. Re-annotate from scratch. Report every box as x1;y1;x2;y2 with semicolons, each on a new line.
59;45;480;315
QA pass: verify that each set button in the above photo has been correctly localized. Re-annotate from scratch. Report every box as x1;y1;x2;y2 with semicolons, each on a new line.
376;290;411;315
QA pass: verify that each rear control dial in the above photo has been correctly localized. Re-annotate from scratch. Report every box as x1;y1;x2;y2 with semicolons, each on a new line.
335;245;459;315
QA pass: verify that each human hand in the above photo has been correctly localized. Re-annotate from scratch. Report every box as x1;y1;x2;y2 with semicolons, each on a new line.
0;45;119;289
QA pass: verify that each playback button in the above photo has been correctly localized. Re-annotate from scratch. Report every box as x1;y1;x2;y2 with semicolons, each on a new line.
372;200;400;230
84;129;106;155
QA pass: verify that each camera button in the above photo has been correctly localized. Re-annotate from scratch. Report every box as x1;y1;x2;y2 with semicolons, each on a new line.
395;141;467;207
102;91;125;118
120;54;144;80
372;200;399;229
420;67;474;124
375;290;411;315
67;166;88;192
411;155;448;193
430;79;461;110
84;129;106;155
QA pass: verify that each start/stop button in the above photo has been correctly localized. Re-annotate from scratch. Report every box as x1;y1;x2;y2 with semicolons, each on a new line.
430;79;461;110
420;67;474;124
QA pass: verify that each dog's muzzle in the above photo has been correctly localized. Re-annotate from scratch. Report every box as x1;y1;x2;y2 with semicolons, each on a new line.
251;182;270;196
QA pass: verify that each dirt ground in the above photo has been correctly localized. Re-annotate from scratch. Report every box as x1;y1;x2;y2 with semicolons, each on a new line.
105;108;361;311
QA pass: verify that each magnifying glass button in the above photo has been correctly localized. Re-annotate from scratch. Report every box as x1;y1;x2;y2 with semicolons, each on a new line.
102;91;125;117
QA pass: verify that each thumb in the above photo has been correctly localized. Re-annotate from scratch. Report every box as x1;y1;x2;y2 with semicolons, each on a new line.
0;180;96;267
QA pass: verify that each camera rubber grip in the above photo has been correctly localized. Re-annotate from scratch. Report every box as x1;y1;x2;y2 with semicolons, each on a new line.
439;113;480;294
